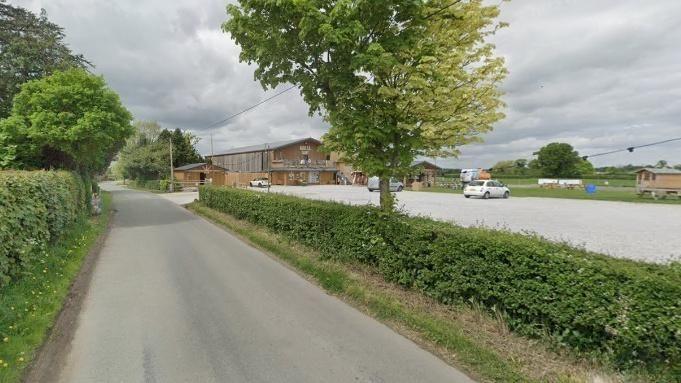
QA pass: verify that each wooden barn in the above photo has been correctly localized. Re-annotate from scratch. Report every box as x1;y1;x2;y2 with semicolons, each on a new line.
174;163;226;187
207;138;338;187
407;160;441;188
635;168;681;198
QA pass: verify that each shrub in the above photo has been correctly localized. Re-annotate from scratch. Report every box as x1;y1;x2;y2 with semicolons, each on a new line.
200;185;681;373
0;171;87;287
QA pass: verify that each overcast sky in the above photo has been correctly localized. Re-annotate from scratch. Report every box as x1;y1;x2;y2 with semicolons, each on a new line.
14;0;681;168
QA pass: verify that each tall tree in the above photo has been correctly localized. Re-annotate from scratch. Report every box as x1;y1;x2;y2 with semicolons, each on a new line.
0;1;89;118
115;122;203;180
535;142;588;178
224;0;507;209
655;160;668;169
0;69;133;175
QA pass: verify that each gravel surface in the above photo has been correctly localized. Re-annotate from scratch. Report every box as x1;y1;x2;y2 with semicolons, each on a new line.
255;185;681;264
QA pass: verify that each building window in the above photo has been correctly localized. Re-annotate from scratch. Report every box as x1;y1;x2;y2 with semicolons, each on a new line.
652;173;656;181
643;173;650;181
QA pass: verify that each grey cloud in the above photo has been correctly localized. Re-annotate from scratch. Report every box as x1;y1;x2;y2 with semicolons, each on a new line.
13;0;681;167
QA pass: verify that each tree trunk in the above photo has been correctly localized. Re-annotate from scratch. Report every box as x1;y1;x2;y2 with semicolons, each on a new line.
379;177;394;211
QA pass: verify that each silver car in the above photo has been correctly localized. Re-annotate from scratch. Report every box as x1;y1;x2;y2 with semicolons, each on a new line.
367;176;404;192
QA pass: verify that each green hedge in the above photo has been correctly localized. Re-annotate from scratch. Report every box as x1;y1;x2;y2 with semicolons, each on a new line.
200;186;680;373
129;179;182;192
0;171;87;287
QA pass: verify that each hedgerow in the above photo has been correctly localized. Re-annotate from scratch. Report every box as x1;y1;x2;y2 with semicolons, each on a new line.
199;186;680;374
0;171;87;287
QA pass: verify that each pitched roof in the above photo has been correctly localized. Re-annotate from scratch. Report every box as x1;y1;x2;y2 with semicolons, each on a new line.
411;160;442;170
174;163;226;171
636;168;681;175
210;137;322;156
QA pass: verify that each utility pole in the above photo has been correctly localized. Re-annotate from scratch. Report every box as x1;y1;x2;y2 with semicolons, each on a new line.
169;137;174;192
266;143;271;193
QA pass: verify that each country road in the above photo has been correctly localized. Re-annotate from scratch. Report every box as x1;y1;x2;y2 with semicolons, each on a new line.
54;183;472;383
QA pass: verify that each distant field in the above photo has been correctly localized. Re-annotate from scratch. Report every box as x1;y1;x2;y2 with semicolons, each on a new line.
423;185;681;204
436;177;636;188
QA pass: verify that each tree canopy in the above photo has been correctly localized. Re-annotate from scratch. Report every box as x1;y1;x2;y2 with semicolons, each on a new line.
114;121;203;181
0;1;89;118
535;142;592;178
0;68;133;174
224;0;507;208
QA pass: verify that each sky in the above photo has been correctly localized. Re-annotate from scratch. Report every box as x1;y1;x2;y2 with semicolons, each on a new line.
13;0;681;168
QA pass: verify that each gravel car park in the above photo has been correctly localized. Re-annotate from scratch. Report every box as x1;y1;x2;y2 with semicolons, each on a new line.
255;185;681;263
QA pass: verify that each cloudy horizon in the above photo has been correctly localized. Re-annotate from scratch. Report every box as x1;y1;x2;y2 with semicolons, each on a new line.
13;0;681;168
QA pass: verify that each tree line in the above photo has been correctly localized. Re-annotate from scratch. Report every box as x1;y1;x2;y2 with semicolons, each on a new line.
113;121;203;181
0;2;202;183
0;1;131;178
491;142;680;178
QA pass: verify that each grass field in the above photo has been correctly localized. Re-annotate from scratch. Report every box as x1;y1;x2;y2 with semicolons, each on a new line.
437;177;636;188
0;193;112;383
423;184;681;204
502;178;636;188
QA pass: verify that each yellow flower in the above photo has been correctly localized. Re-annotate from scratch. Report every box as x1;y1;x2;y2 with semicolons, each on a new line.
18;357;24;362
2;337;8;342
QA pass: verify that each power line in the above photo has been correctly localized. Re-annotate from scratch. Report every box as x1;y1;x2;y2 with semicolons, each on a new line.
581;136;681;160
205;85;297;130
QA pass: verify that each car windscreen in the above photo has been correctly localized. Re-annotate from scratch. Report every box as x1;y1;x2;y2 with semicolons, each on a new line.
469;181;484;186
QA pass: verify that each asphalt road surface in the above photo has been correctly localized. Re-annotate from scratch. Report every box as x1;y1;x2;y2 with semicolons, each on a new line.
57;183;472;383
253;185;681;263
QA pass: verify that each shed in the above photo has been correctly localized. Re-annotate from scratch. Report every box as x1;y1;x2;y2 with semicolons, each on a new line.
408;160;442;188
174;163;226;186
635;168;681;198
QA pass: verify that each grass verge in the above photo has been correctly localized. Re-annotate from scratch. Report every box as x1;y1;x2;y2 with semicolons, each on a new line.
0;193;112;383
188;201;644;383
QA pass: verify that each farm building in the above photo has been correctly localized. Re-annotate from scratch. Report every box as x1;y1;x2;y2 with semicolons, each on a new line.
207;138;338;187
635;168;681;198
408;160;441;188
174;163;226;186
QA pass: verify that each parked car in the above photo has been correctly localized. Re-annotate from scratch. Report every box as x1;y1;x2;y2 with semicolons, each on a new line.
249;177;270;188
463;180;510;199
367;176;404;192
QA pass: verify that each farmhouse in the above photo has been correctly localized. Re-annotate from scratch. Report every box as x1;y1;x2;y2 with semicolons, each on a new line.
207;137;338;186
635;168;681;198
174;163;226;186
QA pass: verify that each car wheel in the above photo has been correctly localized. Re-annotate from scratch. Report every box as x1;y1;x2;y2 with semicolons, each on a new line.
464;195;471;198
483;192;490;199
397;186;403;192
503;191;510;199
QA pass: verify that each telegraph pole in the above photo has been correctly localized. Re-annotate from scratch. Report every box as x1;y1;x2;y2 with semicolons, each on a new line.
169;137;174;192
266;143;271;193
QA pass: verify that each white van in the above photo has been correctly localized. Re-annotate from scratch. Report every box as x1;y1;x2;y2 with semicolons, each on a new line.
367;177;404;192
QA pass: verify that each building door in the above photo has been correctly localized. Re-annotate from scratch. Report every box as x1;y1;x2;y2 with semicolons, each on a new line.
309;171;320;184
200;172;206;184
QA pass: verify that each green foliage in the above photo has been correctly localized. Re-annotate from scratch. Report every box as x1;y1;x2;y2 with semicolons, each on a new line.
115;121;202;181
224;0;507;208
0;192;110;383
0;131;16;168
0;170;87;287
536;142;591;178
0;2;89;118
491;158;536;176
0;69;133;174
200;186;681;374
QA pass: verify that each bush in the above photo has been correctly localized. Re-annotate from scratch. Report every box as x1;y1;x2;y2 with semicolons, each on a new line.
200;186;680;373
0;171;87;287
